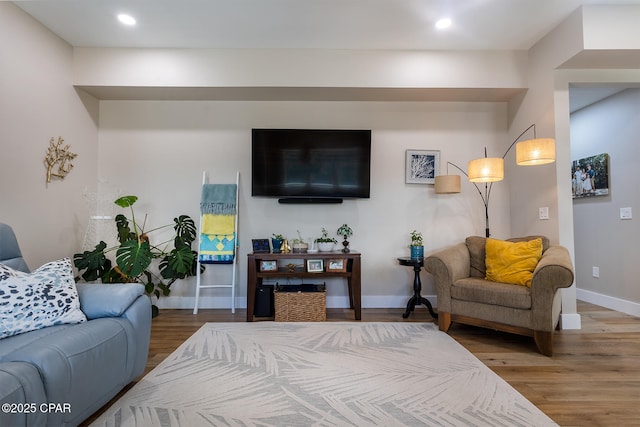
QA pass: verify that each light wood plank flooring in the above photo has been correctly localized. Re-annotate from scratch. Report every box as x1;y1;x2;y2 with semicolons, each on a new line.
83;301;640;426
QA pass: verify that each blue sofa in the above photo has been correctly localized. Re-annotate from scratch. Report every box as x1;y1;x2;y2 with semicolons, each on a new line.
0;223;151;426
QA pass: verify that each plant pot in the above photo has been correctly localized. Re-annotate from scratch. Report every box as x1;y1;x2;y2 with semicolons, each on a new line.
271;238;283;253
317;241;335;252
410;245;424;259
292;243;308;253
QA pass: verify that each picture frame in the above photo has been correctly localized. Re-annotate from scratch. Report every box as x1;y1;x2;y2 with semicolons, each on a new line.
252;239;270;253
406;149;440;184
572;153;609;199
306;259;324;273
260;260;278;272
326;258;347;272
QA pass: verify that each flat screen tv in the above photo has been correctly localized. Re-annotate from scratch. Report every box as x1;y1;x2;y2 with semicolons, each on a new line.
252;129;371;203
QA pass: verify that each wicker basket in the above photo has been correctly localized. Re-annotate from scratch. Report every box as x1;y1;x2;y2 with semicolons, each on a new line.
274;284;326;322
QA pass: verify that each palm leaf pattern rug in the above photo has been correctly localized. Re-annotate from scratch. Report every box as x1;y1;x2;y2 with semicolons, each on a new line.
91;322;557;426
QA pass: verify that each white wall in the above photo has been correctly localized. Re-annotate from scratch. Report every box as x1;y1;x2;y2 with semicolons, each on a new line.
73;48;527;91
506;7;585;328
10;1;639;318
571;88;640;316
0;3;99;268
97;100;509;309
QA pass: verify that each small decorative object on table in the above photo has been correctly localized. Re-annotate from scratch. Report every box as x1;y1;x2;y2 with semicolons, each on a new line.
409;230;424;259
281;238;291;253
315;227;337;252
292;230;309;253
337;224;353;253
271;233;284;253
286;263;297;273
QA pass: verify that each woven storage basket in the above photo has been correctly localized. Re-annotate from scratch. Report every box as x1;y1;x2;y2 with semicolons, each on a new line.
274;284;326;322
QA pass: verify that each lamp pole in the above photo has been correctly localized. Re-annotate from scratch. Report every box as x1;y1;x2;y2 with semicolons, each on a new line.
443;125;539;237
444;161;492;237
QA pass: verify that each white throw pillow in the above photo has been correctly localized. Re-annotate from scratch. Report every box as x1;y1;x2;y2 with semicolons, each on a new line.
0;258;87;339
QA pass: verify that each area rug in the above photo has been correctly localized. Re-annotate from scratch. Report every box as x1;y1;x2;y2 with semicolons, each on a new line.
91;322;557;426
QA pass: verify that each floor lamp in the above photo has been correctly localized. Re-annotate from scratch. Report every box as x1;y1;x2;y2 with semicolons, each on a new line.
434;124;555;237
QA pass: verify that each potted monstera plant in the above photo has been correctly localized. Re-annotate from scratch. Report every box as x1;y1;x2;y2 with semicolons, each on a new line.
73;195;198;317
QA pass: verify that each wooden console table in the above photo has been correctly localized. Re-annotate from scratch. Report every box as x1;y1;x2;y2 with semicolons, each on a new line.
247;251;361;321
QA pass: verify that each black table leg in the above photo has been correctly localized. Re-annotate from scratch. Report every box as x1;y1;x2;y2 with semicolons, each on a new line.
402;261;437;319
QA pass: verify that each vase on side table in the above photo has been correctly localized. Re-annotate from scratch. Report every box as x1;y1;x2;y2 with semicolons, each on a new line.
410;245;424;259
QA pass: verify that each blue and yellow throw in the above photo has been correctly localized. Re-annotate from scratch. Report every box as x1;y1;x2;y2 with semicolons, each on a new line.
199;184;237;264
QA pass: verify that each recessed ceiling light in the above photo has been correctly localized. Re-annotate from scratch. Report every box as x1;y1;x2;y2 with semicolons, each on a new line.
117;14;136;26
435;18;452;30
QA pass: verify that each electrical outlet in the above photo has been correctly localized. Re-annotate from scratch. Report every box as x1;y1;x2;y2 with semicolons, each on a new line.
592;266;600;278
539;207;549;220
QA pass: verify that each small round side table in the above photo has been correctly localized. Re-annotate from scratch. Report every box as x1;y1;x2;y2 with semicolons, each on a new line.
397;257;437;319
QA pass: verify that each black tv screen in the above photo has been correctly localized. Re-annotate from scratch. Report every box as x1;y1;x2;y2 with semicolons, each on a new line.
252;129;371;202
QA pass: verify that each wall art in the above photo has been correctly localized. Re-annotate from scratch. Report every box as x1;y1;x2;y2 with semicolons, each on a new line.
406;149;439;184
572;153;609;199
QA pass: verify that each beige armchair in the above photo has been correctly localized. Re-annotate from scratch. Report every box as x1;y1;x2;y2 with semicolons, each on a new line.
424;236;574;356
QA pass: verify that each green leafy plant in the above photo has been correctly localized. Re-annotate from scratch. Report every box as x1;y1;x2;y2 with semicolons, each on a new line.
410;230;423;246
272;233;284;240
293;230;306;244
315;227;337;243
74;195;198;317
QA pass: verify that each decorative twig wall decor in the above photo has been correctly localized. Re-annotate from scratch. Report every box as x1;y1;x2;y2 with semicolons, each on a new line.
45;136;77;183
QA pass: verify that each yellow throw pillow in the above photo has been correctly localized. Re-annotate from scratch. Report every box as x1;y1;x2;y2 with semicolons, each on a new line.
485;238;543;287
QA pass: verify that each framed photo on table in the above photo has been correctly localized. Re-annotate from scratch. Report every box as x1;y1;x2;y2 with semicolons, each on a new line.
252;239;270;253
306;259;324;273
406;149;440;184
260;260;278;272
326;258;346;272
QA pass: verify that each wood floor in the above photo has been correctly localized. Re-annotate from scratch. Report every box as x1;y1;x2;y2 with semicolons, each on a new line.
84;301;640;426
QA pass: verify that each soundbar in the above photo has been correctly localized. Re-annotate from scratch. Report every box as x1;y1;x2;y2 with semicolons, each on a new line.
278;197;343;204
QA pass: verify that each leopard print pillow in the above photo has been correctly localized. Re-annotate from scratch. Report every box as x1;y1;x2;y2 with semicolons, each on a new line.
0;258;86;339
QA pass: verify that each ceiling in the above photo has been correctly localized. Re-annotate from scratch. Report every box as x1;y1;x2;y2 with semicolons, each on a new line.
13;0;640;51
13;0;640;108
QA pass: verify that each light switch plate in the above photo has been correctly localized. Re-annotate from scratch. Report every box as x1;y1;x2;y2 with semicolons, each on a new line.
620;207;632;220
539;207;549;220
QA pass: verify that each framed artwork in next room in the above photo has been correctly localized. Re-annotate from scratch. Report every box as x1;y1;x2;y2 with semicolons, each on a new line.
572;153;609;199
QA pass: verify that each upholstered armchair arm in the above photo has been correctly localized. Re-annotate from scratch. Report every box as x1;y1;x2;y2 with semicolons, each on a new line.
530;245;574;330
424;243;470;313
76;283;146;319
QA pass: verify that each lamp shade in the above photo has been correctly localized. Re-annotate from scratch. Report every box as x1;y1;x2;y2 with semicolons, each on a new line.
434;175;461;194
516;138;556;165
468;157;504;182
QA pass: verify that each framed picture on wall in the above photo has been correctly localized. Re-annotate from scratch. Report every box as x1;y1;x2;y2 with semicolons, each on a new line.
406;150;440;184
572;153;609;199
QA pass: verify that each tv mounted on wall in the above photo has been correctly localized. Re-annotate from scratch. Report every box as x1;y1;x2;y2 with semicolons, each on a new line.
252;128;371;204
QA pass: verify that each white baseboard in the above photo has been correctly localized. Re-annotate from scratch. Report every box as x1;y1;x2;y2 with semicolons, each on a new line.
577;288;640;318
156;294;438;311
